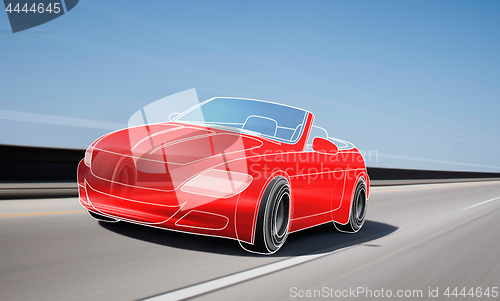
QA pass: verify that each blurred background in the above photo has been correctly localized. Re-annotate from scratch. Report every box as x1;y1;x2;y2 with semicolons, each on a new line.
1;0;499;172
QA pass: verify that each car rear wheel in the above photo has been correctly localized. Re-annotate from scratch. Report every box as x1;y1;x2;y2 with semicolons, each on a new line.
245;177;290;254
334;178;367;233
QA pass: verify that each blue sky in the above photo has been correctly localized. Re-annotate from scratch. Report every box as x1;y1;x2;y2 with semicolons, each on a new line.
1;0;499;172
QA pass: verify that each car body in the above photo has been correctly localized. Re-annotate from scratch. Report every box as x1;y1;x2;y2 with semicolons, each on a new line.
78;95;370;254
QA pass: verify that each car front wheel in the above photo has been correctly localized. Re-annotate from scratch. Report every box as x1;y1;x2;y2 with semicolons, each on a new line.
245;177;290;254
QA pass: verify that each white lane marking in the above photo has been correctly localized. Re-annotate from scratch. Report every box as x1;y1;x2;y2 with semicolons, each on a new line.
462;196;500;211
144;246;353;301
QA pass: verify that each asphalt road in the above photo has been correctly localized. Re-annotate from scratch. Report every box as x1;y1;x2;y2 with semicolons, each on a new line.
1;181;499;300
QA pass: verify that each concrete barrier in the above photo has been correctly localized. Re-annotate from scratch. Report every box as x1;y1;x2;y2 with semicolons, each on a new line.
1;144;499;199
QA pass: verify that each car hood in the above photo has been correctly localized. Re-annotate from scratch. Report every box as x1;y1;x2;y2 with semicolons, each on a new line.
90;122;263;190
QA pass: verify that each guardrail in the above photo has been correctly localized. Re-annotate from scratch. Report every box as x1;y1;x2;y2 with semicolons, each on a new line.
1;144;499;199
0;182;78;199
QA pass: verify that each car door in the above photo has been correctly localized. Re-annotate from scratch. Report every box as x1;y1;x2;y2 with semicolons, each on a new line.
290;125;341;226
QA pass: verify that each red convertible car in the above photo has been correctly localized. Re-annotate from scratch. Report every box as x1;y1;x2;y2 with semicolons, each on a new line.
78;92;369;254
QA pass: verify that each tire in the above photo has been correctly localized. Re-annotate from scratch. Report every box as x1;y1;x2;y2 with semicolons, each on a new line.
91;148;136;196
334;178;367;233
245;177;291;254
88;210;119;223
110;156;136;196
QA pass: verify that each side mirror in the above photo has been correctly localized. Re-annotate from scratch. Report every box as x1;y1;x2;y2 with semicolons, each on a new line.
312;137;338;155
169;112;182;121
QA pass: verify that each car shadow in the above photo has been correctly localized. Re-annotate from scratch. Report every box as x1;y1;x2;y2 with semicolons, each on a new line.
99;220;398;257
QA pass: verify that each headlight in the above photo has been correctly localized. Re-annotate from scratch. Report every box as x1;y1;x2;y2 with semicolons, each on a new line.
84;145;94;167
181;169;253;198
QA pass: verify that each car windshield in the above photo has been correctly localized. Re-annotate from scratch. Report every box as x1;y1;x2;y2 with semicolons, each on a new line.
175;97;308;143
